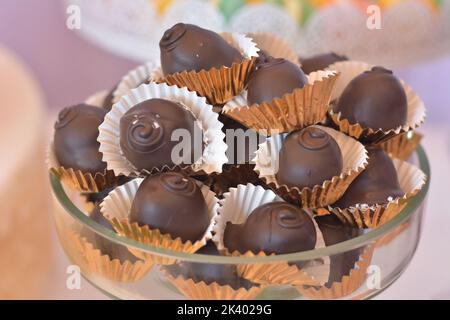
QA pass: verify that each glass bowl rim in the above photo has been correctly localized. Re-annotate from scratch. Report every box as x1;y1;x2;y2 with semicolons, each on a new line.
50;145;430;264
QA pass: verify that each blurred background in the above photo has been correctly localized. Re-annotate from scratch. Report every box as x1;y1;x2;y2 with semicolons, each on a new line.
0;0;449;299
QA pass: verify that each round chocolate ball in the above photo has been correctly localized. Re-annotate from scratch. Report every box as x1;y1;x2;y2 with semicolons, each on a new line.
276;127;343;189
335;66;407;130
247;57;308;105
160;23;243;75
54;104;107;174
300;52;348;74
223;202;316;255
129;172;210;242
119;98;201;172
333;146;404;209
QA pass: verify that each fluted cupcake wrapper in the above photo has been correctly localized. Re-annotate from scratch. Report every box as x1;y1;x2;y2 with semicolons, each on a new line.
222;70;339;135
327;61;426;144
47;142;118;193
247;32;299;66
213;183;330;286
100;178;219;265
97;82;228;177
317;158;427;228
68;232;153;283
377;131;423;161
254;125;369;208
163;32;259;105
85;90;109;107
161;269;264;300
297;245;375;300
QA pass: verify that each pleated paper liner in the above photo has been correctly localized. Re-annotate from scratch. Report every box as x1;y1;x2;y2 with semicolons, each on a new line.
85;90;109;107
378;131;423;161
100;178;219;265
326;61;426;144
97;82;228;177
222;70;339;135
254;125;369;208
297;245;375;300
112;61;163;104
319;158;427;228
247;32;299;65
68;231;153;283
213;183;330;286
161;270;264;300
163;32;259;105
47;142;118;193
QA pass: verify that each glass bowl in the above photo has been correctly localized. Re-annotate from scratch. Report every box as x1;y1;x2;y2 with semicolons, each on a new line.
50;146;430;300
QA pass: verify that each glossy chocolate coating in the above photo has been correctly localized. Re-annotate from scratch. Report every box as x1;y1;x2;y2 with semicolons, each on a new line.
335;66;407;130
276;127;343;189
129;172;210;242
54;104;107;174
120;98;201;171
223;202;316;255
164;241;253;290
160;23;242;75
300;52;348;74
314;214;362;285
334;146;404;208
247;57;308;105
88;204;139;263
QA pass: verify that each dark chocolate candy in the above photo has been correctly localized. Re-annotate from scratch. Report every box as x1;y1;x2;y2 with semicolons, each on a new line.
335;66;407;131
129;172;210;242
247;57;308;105
160;23;243;75
223;202;316;256
120;98;201;171
164;241;253;290
300;52;348;74
276;127;343;189
314;214;363;286
54;104;107;174
333;146;404;209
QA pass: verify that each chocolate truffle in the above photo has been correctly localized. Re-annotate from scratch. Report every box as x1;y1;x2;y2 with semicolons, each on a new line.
120;98;202;171
314;214;362;285
247;57;308;105
88;204;139;263
54;104;107;174
129;172;210;242
164;241;253;290
300;52;348;74
335;67;407;130
223;202;316;255
334;146;404;209
160;23;243;75
276;127;343;189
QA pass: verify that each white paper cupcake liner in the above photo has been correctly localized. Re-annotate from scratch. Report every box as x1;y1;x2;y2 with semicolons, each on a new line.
98;82;228;177
253;125;368;208
212;183;330;286
85;90;109;107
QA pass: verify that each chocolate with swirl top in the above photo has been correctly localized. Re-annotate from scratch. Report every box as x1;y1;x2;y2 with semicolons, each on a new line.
223;202;316;256
54;104;107;174
247;57;308;105
160;23;243;75
335;66;407;130
276;127;343;189
120;98;201;172
299;52;348;74
130;172;210;242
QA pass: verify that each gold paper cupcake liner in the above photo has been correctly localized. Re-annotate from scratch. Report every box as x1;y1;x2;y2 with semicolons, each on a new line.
319;159;427;228
162;271;264;300
375;220;411;248
247;32;299;65
297;245;375;300
378;131;423;161
223;71;339;135
163;33;259;105
69;232;153;283
254;125;369;208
